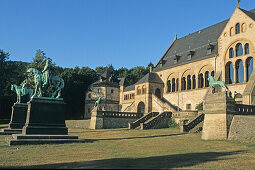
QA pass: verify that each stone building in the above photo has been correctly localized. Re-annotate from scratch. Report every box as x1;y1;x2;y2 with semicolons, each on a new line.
84;70;120;119
85;7;255;118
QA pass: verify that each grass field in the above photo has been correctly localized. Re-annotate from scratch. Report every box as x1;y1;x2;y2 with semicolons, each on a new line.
0;127;255;169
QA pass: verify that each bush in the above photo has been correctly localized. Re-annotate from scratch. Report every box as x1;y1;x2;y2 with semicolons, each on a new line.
168;119;179;128
195;102;203;111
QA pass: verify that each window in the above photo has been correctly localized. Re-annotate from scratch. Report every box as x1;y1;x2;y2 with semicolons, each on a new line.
211;71;215;77
137;87;141;95
111;89;114;93
246;57;253;82
176;78;179;91
187;51;194;60
207;44;213;55
172;78;176;92
88;108;91;114
192;75;196;89
245;43;250;55
235;59;244;83
98;88;102;93
229;48;234;58
225;62;233;84
236;43;243;57
205;71;209;87
198;73;204;88
142;86;146;94
88;93;91;98
181;77;186;90
186;104;191;110
187;75;191;90
167;80;171;93
236;23;240;34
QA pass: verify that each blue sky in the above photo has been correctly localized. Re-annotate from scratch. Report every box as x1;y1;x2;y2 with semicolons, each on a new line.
1;0;255;69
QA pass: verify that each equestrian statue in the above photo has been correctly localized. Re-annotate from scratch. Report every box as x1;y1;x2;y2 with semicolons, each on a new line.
11;80;34;103
27;59;64;98
208;76;229;94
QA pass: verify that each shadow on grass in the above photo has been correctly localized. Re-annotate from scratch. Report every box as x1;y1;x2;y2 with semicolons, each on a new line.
90;133;184;141
17;150;245;169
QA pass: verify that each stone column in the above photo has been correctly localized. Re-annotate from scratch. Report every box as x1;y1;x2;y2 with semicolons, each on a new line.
243;61;247;82
90;106;103;129
233;64;236;83
202;91;237;140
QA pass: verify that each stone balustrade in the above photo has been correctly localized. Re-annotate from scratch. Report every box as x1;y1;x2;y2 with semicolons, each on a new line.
235;104;255;115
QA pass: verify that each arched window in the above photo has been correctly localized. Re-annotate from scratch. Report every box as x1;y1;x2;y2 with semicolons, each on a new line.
198;73;204;88
172;78;176;92
211;71;215;77
236;59;244;83
246;57;253;82
137;87;141;95
167;80;171;93
192;75;196;89
181;77;186;90
187;75;191;90
176;78;179;91
225;62;233;84
236;23;240;34
236;43;243;56
142;86;146;94
229;48;234;58
205;71;209;87
245;43;250;55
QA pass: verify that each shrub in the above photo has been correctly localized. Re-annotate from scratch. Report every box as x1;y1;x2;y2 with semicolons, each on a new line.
168;119;179;128
195;102;203;111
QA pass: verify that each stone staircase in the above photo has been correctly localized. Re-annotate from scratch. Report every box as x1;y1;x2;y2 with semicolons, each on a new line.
242;71;255;105
129;111;172;130
181;113;205;133
152;93;178;112
123;101;135;112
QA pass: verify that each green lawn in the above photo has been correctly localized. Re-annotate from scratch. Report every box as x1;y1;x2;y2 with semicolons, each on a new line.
0;128;255;169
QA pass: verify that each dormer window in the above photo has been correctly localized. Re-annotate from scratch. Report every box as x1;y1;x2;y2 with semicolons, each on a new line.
159;59;164;68
187;51;194;60
207;44;214;55
236;23;240;34
174;55;180;64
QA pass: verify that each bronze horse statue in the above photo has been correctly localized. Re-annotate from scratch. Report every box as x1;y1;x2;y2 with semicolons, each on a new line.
208;76;229;93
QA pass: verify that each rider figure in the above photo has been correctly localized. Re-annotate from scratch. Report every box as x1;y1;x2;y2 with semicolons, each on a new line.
42;59;51;86
21;79;27;95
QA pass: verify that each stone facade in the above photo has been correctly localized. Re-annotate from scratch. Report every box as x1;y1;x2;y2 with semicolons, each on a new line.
85;7;255;118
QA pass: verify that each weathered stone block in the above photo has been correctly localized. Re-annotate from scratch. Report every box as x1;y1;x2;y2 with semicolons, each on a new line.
8;103;28;129
22;97;68;135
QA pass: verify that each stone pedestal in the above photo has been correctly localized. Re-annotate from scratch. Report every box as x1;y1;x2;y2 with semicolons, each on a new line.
90;106;103;129
6;97;82;145
0;103;27;135
22;97;68;135
202;91;237;140
9;103;28;129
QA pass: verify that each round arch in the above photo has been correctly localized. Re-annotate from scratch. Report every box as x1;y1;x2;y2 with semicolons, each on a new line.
137;102;145;116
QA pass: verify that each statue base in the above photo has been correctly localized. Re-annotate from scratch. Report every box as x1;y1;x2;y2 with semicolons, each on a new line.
5;97;84;145
0;103;27;135
22;97;68;135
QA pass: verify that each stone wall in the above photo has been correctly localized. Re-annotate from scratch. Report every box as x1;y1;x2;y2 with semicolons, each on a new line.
65;120;91;129
228;115;255;143
103;117;137;129
90;108;140;129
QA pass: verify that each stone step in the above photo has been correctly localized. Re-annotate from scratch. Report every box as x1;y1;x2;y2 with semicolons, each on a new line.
0;128;22;135
12;134;79;140
6;137;87;146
